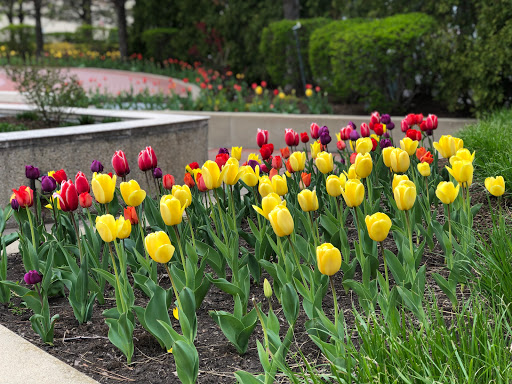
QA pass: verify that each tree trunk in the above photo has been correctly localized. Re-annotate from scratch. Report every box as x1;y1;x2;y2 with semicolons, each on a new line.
33;0;43;58
17;0;24;23
283;0;300;19
82;0;92;25
113;0;128;58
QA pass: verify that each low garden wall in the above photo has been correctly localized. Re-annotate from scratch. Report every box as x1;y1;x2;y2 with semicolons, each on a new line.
0;105;209;204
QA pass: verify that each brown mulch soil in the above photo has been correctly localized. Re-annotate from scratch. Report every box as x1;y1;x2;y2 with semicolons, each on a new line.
0;186;507;384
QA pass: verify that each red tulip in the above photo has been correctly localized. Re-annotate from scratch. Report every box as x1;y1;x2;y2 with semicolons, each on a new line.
195;172;207;192
369;111;380;130
272;155;282;170
269;168;278;179
301;172;311;187
260;143;274;160
350;152;357;164
53;169;67;184
285;159;294;174
188;162;199;170
294;132;299;146
124;206;138;224
310;123;320;139
138;146;157;171
406;129;422;141
285;129;297;147
184;173;195;188
425;114;438;130
75;171;90;194
54;180;78;211
256;129;269;148
163;174;175;190
260;163;270;173
79;192;93;208
337;140;346;150
340;126;353;141
360;123;370;137
371;137;378;151
416;147;434;164
112;150;130;177
215;153;229;169
12;186;33;208
280;147;290;159
300;132;309;143
401;119;410;132
373;123;384;136
415;113;424;125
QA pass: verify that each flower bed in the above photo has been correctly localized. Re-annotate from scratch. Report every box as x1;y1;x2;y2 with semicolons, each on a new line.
0;111;510;383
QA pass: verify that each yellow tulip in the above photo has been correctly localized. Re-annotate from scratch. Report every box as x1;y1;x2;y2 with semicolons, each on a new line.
390;148;410;173
399;137;419;156
120;180;146;207
289;151;306;172
253;192;285;219
365;213;392;242
144;231;175;264
173;307;179;320
92;173;117;204
341;179;365;207
96;214;117;242
417;162;431;177
171;185;192;209
446;160;473;186
326;174;346;197
345;164;360;180
222;158;244;185
201;160;222;189
436;181;460;204
231;146;242;161
272;174;288;196
392;174;410;192
258;175;274;197
116;216;132;239
315;151;334;174
316;243;342;276
248;153;262;163
449;148;475;165
382;147;394;168
240;165;260;187
354;153;373;178
160;194;185;226
433;135;464;159
268;205;294;237
310;141;321;159
484;176;505;197
263;278;273;298
297;189;319;212
355;137;373;155
393;180;416;211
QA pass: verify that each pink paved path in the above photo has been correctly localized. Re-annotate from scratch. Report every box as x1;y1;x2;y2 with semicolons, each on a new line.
0;67;198;97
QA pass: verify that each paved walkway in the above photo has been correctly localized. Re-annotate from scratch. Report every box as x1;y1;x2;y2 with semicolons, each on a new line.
0;67;199;102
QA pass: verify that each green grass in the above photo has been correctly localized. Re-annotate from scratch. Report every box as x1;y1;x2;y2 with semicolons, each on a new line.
0;122;29;132
457;109;512;192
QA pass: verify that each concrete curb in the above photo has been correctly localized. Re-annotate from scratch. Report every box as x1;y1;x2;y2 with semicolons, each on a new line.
0;324;100;384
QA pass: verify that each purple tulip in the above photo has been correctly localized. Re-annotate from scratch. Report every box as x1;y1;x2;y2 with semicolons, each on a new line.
41;175;57;193
386;121;395;130
379;138;392;149
24;270;42;285
25;165;40;180
381;114;391;124
11;198;20;211
318;125;329;136
248;160;260;171
218;148;229;155
348;121;356;130
90;160;104;173
319;131;332;146
349;130;360;141
339;157;346;165
153;167;162;179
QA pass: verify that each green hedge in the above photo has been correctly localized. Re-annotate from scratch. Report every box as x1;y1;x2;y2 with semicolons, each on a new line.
259;18;329;88
0;24;35;57
141;28;180;62
328;13;436;111
309;18;365;94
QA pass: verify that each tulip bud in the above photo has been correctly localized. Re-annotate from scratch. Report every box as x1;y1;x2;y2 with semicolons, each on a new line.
12;186;34;208
52;169;68;184
272;155;282;170
145;231;175;263
271;174;288;196
360;123;370;137
425;114;438;130
310;123;320;139
354;153;373;178
315;152;334;174
417;162;431;177
112;150;130;177
382;147;394;168
41;175;57;193
90;160;104;173
258;176;273;197
341;179;364;207
268;205;294;237
446;160;474;187
369;111;380;130
400;137;419;156
116;216;132;239
92;173;117;204
75;171;90;194
337;140;346;150
365;212;392;242
160;195;185;226
298;189;319;212
390;148;410;173
285;129;297;147
300;132;309;143
355;137;373;155
380;114;391;125
256;128;269;147
310;141;321;159
184;173;195;188
163;174;175;190
436;181;460;204
301;172;311;188
289;152;306;172
124;206;139;224
253;192;284;219
401;119;409;132
433;135;464;159
280;147;290;159
24;270;42;285
316;243;342;276
263;278;273;298
240;165;259;187
120;180;146;207
79;192;93;208
484;176;505;197
153;167;163;179
11;198;20;211
25;165;40;180
96;214;117;242
201;160;222;190
260;144;274;161
138;146;157;171
392;174;410;192
231;146;242;161
394;180;417;211
326;174;346;197
218;147;229;155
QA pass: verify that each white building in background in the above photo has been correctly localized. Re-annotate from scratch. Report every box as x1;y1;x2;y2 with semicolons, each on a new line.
0;0;134;33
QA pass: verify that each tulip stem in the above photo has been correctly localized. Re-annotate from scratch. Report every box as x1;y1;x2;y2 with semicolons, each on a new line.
308;212;318;247
70;212;83;264
353;208;364;259
165;263;182;310
287;236;309;293
447;204;452;268
214;189;229;241
252;298;269;355
26;207;37;251
380;241;389;290
405;210;413;253
144;171;153;198
138;207;149;262
86;209;94;229
108;243;128;314
252;187;262;231
206;191;220;237
173;226;188;282
229;185;236;225
329;276;339;330
185;209;196;250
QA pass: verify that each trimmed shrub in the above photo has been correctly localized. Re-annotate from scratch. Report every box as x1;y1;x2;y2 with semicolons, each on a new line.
0;24;35;58
259;18;329;88
328;13;436;112
141;28;180;62
309;18;365;93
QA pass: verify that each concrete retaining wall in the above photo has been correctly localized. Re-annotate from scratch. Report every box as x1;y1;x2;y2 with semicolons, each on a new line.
0;105;209;204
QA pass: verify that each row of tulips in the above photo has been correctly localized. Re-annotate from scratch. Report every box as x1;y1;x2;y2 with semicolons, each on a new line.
0;110;506;384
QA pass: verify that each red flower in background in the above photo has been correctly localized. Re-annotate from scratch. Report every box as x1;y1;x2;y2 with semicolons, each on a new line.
310;123;320;139
256;129;269;148
301;172;311;187
300;132;309;143
371;138;378;151
196;172;208;192
112;150;130;177
184;173;195;188
54;180;78;212
53;169;67;184
416;147;434;164
272;155;282;170
369;111;380;130
373;123;384;136
138;146;157;171
215;153;229;169
406;129;422;141
285;129;297;147
75;171;89;195
124;206;138;224
79;192;93;208
260;143;274;160
163;174;175;190
280;147;290;159
360;123;370;137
